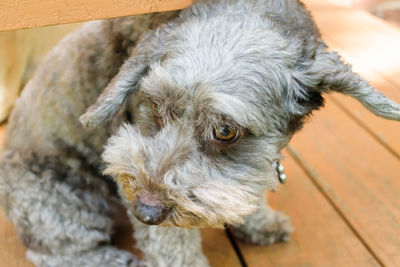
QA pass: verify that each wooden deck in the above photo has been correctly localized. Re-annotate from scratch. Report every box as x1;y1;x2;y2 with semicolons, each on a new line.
1;0;400;266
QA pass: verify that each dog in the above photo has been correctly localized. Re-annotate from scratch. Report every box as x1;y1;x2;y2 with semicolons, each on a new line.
0;24;80;123
1;0;399;266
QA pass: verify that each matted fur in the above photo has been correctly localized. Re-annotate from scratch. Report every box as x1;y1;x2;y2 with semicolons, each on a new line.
0;0;399;266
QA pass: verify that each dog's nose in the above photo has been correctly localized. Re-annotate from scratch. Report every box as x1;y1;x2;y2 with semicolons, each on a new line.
132;200;168;225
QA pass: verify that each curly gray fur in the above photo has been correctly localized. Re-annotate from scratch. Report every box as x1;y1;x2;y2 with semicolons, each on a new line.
1;0;399;266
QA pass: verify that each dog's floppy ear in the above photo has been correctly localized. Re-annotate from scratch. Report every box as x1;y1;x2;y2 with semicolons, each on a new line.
295;45;400;121
79;53;149;128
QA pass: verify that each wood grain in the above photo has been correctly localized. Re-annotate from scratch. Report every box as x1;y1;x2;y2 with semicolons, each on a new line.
295;4;400;264
303;0;400;158
327;47;400;158
237;152;379;267
202;229;242;267
0;0;193;31
288;99;400;266
304;0;400;93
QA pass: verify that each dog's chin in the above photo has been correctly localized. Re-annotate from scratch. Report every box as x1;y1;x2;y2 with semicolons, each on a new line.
133;211;241;229
161;215;227;229
164;188;263;228
162;203;259;229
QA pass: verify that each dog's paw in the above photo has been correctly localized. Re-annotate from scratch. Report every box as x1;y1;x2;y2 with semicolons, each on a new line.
232;211;293;245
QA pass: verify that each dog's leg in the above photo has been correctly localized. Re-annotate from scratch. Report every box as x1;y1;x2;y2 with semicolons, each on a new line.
131;217;209;267
232;192;292;245
0;160;138;267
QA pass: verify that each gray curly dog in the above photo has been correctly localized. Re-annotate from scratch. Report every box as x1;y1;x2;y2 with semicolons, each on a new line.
1;0;399;266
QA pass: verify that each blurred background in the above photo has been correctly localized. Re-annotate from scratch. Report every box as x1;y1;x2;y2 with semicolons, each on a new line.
329;0;400;25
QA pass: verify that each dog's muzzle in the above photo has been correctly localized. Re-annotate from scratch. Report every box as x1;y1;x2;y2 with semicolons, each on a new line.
131;200;169;225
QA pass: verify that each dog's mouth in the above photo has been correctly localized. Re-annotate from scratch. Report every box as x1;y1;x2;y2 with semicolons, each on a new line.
116;172;264;228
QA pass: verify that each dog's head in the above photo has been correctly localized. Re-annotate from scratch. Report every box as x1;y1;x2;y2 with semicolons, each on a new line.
80;1;400;228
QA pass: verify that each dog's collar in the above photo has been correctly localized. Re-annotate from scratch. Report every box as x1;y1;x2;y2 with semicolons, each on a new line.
273;161;286;184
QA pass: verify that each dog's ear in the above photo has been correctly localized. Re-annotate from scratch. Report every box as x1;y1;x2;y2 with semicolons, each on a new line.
79;53;149;128
295;45;400;121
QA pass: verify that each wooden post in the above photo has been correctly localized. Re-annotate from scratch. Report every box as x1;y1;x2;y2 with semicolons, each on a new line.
0;0;193;31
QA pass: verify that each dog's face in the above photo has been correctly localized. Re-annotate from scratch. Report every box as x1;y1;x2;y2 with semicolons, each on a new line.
81;2;400;228
101;17;324;228
103;79;291;228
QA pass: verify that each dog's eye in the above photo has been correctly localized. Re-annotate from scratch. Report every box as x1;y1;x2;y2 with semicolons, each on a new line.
152;103;161;117
214;125;239;143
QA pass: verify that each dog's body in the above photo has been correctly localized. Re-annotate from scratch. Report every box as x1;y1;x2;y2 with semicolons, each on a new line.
1;0;399;266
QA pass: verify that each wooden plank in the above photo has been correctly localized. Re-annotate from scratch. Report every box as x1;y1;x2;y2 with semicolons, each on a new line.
202;229;242;267
304;0;400;91
0;0;193;31
236;152;379;267
304;1;400;158
289;99;400;266
0;210;33;267
323;44;400;158
329;93;400;159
